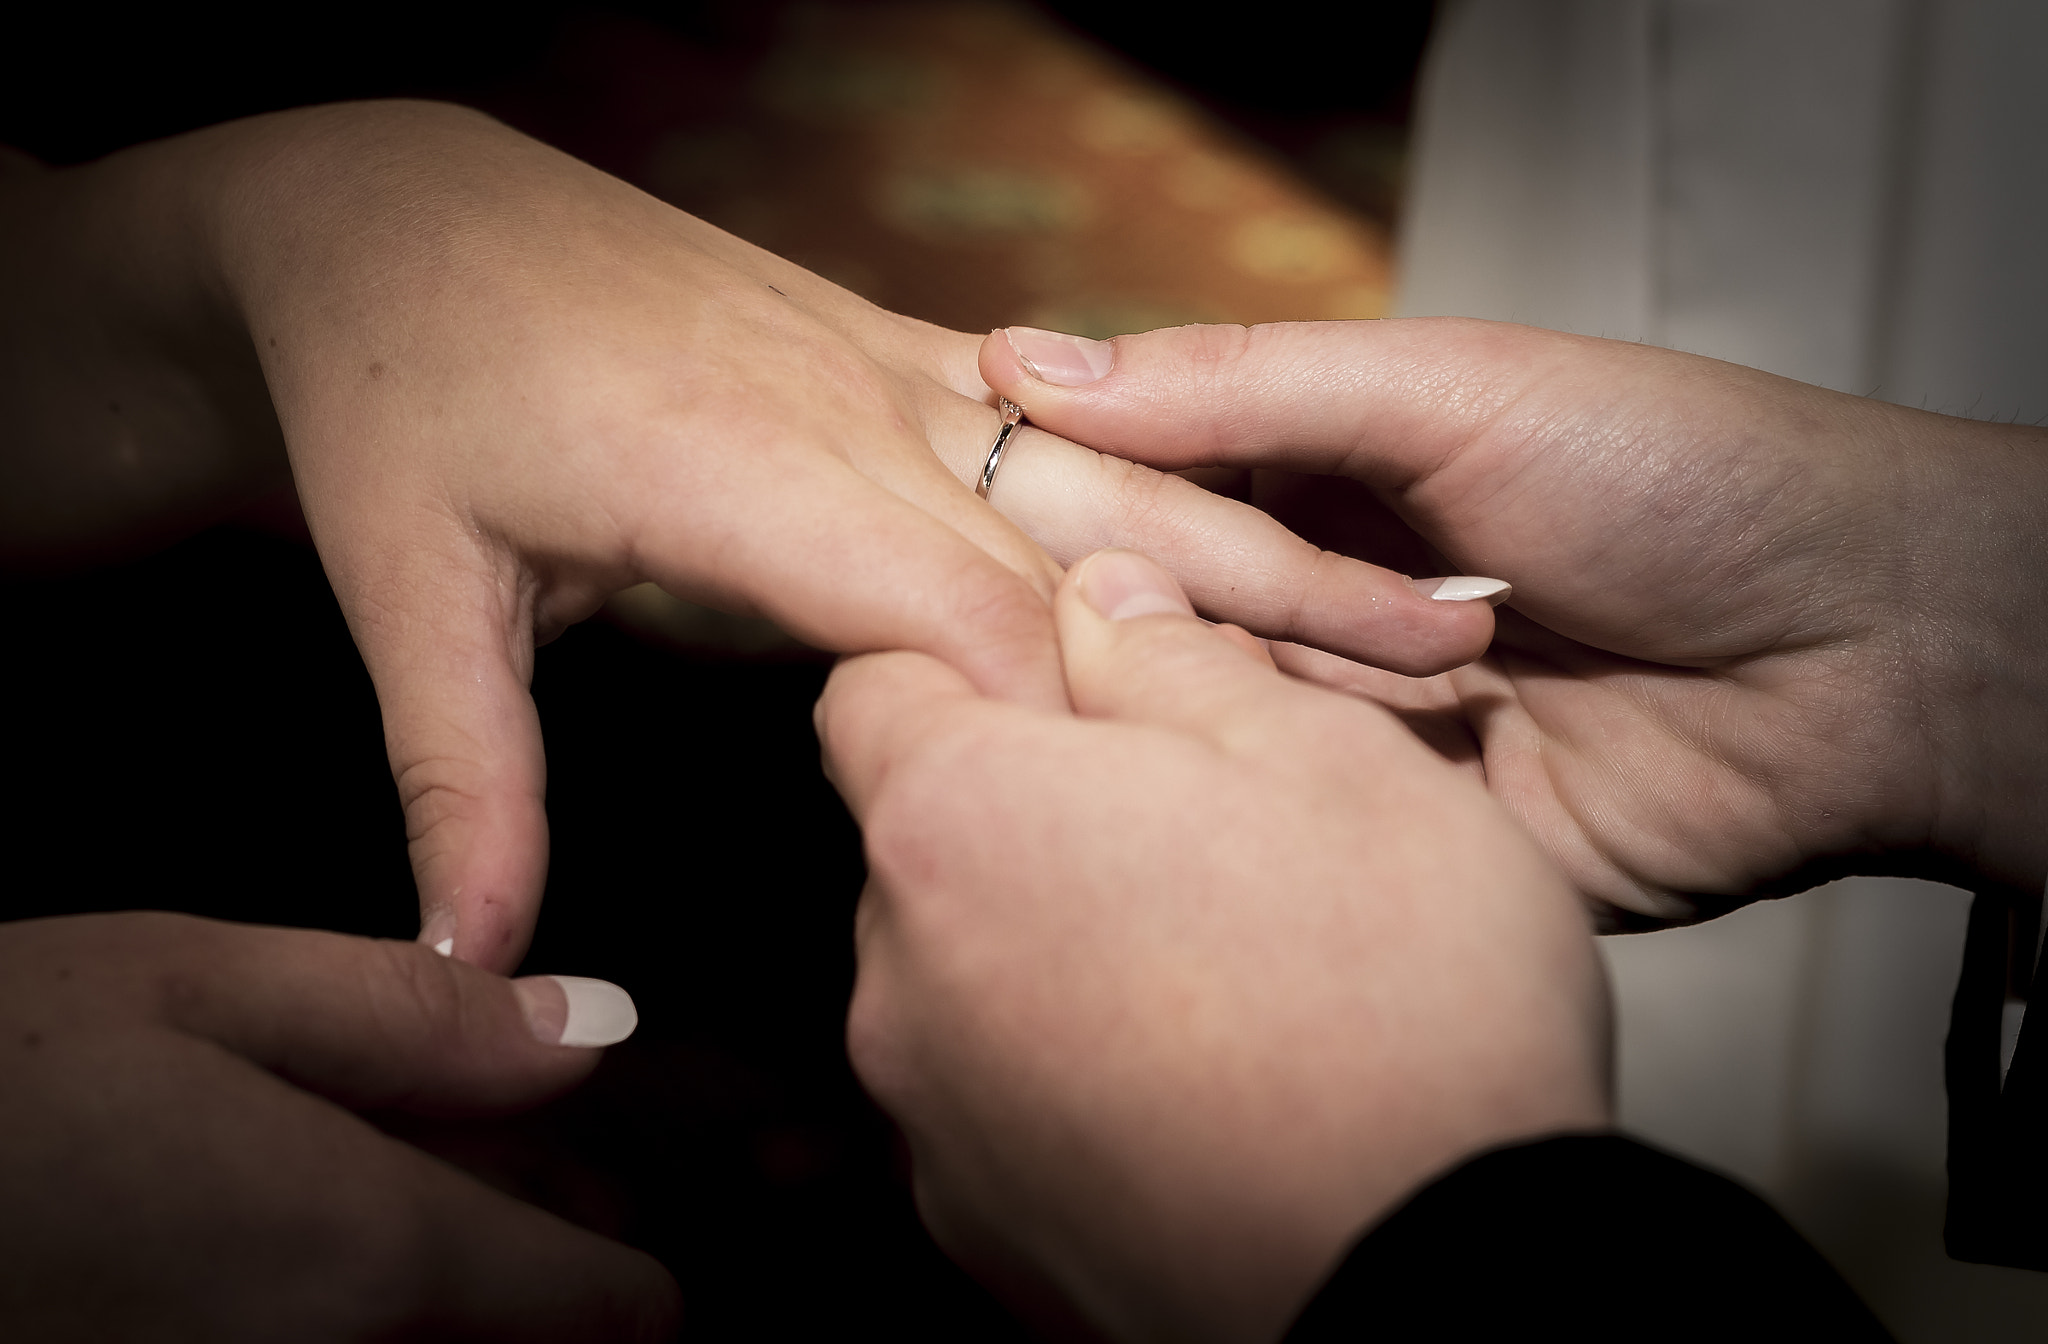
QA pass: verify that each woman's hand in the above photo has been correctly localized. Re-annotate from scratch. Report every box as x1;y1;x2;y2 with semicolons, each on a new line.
2;104;1497;970
818;550;1608;1344
980;319;2048;920
0;912;676;1341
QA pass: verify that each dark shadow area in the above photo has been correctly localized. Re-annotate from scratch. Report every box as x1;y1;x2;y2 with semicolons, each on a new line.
2;2;1434;227
0;525;1024;1338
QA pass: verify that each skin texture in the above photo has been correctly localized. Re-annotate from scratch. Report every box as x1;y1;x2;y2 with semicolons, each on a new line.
0;103;1494;971
0;913;679;1341
819;550;1610;1344
981;320;2048;920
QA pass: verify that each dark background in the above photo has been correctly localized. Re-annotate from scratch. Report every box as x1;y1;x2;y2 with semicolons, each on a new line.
0;4;1434;1336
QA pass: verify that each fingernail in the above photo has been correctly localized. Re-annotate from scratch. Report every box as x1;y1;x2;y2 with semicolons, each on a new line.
418;910;457;958
1078;549;1194;621
514;975;640;1048
1005;326;1115;387
1412;576;1512;606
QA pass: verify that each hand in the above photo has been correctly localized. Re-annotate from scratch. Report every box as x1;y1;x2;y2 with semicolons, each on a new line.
818;550;1609;1344
0;912;675;1341
2;104;1497;970
979;320;2048;920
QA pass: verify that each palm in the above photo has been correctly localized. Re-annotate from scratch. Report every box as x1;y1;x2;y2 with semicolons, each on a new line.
1453;623;1903;920
1254;334;1934;920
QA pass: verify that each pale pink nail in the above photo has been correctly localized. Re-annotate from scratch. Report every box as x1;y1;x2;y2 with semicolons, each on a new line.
1005;326;1115;386
1078;549;1194;621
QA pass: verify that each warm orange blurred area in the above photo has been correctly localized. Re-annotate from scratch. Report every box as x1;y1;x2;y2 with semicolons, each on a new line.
496;2;1394;339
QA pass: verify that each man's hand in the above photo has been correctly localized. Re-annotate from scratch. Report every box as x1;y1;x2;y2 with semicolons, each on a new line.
819;550;1609;1344
981;320;2048;920
0;912;676;1341
0;105;1499;969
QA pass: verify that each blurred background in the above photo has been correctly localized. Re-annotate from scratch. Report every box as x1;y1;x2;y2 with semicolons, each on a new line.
4;2;2045;1339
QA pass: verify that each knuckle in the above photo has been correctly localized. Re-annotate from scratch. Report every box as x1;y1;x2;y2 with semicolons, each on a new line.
1180;320;1256;369
394;757;489;835
862;777;951;896
1098;455;1184;540
943;567;1054;646
349;942;471;1101
371;938;465;1030
1279;546;1348;642
843;975;901;1097
844;911;923;1116
302;1173;439;1333
1180;323;1258;399
858;720;993;894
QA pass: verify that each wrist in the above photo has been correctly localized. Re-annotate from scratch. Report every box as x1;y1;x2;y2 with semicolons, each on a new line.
1897;408;2048;891
0;128;283;563
199;101;524;319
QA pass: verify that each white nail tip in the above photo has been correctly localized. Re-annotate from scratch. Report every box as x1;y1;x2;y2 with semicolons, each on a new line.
1422;576;1512;604
550;975;639;1048
432;938;454;957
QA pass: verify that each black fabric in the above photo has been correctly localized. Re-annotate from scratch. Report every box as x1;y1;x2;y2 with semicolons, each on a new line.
1946;886;2048;1269
1286;1134;1892;1343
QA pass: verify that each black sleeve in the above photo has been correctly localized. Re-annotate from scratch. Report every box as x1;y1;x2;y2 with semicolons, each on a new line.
1944;886;2048;1270
1284;1134;1892;1343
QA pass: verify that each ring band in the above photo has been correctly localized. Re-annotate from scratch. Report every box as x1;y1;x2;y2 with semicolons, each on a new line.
977;398;1025;500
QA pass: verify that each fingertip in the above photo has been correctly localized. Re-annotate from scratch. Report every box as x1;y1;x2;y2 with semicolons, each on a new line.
978;327;1034;406
1376;579;1500;676
1055;549;1275;721
1054;549;1309;743
408;786;548;974
1071;548;1195;622
419;908;458;959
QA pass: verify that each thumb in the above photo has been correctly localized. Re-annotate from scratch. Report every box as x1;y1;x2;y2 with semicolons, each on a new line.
332;539;549;974
978;317;1553;487
1054;548;1335;757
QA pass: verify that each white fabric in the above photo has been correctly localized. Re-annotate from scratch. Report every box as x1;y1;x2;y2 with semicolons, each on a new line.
1402;0;2048;421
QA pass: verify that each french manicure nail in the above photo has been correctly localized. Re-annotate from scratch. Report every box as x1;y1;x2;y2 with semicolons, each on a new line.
1412;576;1512;606
1078;549;1194;621
419;910;457;958
1005;326;1115;387
514;975;639;1048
